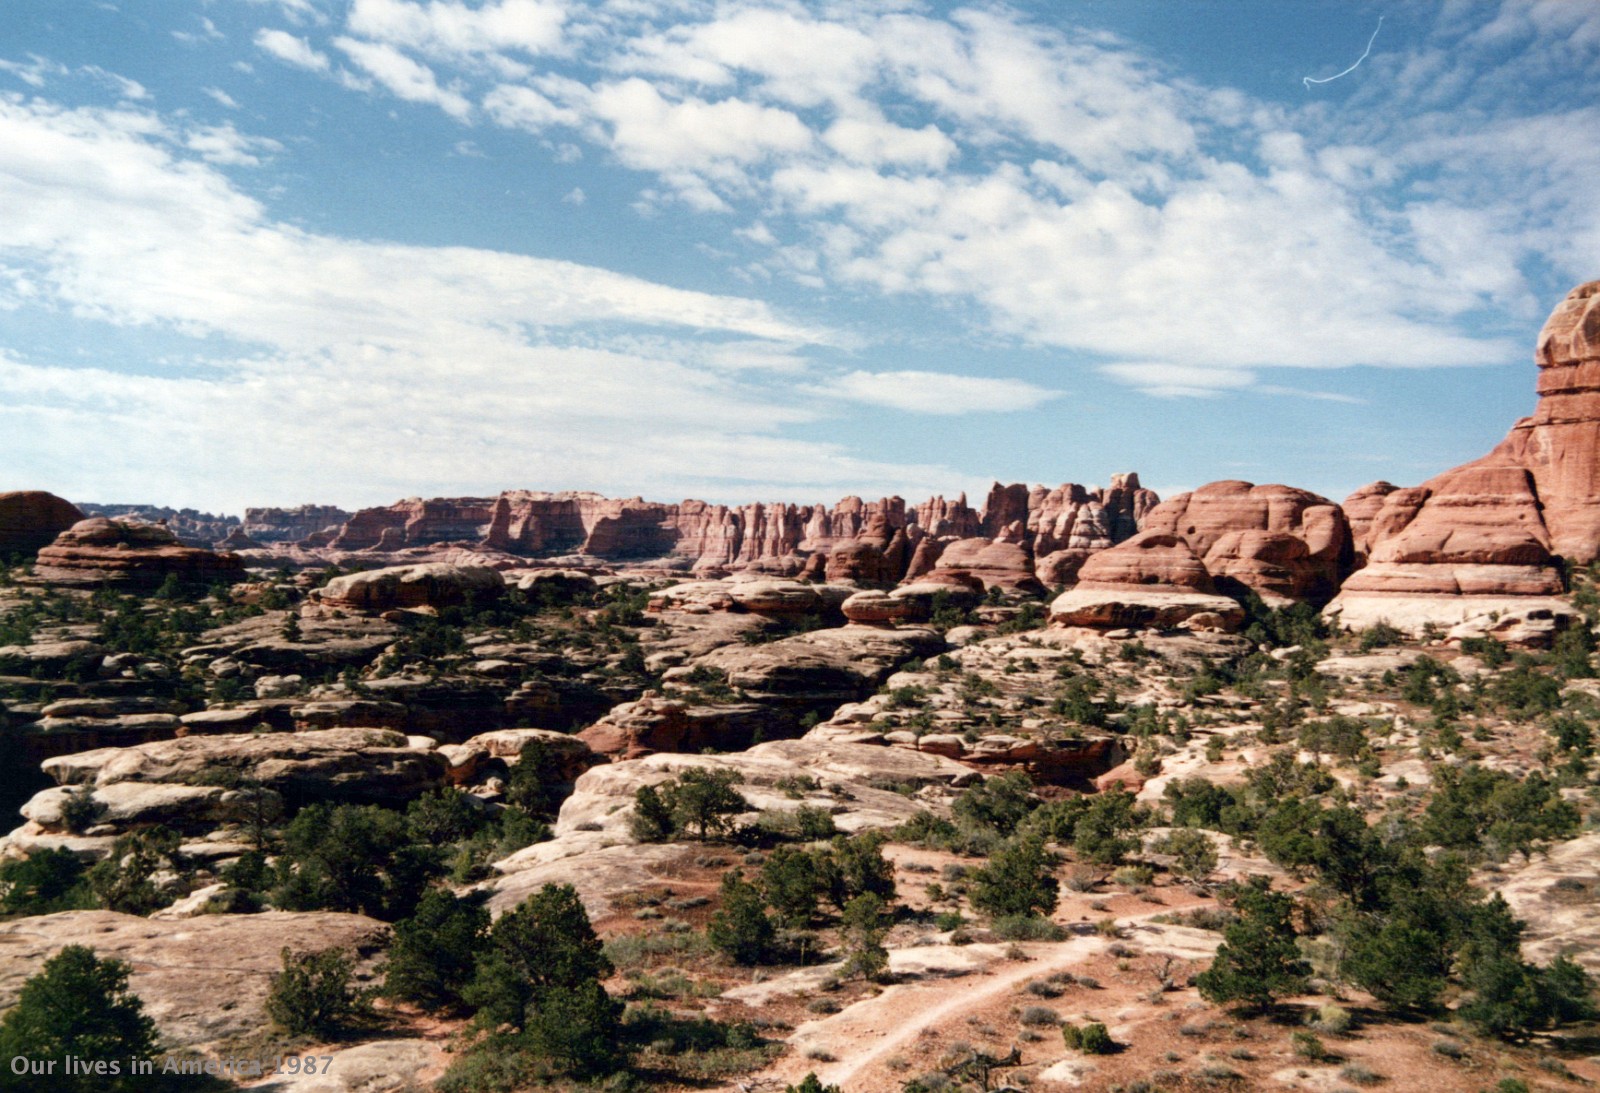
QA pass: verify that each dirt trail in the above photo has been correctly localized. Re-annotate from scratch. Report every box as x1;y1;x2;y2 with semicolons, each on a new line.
733;910;1219;1093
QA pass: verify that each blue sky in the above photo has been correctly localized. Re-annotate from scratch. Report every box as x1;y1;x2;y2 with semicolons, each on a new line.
1;0;1597;515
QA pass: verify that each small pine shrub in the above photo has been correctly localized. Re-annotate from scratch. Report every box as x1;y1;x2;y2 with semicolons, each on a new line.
265;947;362;1037
1062;1021;1114;1054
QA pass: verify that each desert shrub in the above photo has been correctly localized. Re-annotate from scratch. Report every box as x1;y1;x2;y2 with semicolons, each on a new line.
970;835;1059;919
1358;621;1402;651
0;945;161;1092
1314;1002;1353;1034
1061;1021;1113;1054
761;846;829;927
1019;1005;1058;1027
952;770;1037;836
265;947;362;1037
786;1074;842;1093
630;769;749;842
383;889;488;1012
88;826;186;915
502;739;572;820
0;848;93;917
273;802;441;920
1420;764;1578;859
58;785;103;835
1156;828;1218;882
839;893;891;981
825;830;897;908
1196;878;1310;1010
1290;1030;1330;1061
406;787;486;844
707;871;778;965
991;914;1067;942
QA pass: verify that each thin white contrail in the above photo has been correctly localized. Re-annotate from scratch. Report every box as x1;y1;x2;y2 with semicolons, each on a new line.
1304;16;1384;89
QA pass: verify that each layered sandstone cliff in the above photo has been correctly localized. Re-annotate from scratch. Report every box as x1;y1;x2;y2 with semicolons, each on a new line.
1328;280;1600;635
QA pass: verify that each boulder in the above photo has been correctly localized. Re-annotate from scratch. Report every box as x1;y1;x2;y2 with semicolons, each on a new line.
0;491;83;557
38;727;447;809
1049;532;1244;630
841;590;928;626
315;562;505;612
577;696;776;759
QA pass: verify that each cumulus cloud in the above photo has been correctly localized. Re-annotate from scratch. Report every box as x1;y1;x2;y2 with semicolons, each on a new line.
255;28;330;71
334;37;473;119
261;0;1575;400
0;95;987;510
347;0;567;60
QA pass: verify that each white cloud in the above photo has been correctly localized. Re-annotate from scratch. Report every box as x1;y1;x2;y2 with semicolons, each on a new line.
83;67;148;101
1098;363;1255;399
184;123;283;167
561;186;585;205
0;96;941;511
203;87;241;109
347;0;567;60
483;82;581;130
255;29;331;72
334;37;473;120
173;17;226;44
822;116;955;170
814;370;1059;414
587;79;813;177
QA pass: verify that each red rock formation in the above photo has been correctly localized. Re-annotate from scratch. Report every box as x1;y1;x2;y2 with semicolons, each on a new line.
1325;280;1598;635
1072;531;1214;590
1048;531;1245;630
34;519;245;587
0;491;83;556
930;537;1043;594
1341;482;1398;563
304;476;1155;587
1142;481;1350;602
1496;280;1600;561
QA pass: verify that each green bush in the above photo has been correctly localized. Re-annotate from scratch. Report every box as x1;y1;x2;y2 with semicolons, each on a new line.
0;848;93;917
991;914;1067;942
0;946;159;1093
1195;879;1310;1011
629;769;749;842
265;947;362;1037
969;835;1059;919
272;802;442;920
707;871;777;965
1061;1021;1113;1054
88;826;185;915
383;889;488;1012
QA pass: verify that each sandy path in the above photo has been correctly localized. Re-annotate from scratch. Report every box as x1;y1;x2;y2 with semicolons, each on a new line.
735;913;1219;1093
805;934;1106;1090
